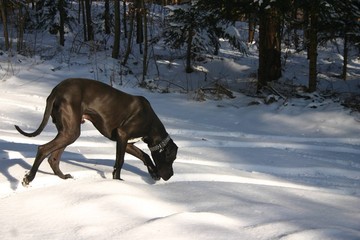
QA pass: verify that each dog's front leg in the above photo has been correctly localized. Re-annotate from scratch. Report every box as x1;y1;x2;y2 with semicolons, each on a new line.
126;144;160;180
113;129;127;180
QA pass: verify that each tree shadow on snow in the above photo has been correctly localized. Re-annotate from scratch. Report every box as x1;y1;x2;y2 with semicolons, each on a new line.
0;140;155;190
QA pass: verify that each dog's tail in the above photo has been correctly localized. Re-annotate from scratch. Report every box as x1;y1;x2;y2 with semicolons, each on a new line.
14;94;56;137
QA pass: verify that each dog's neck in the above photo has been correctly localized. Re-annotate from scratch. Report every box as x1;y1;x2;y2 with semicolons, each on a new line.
143;121;169;151
143;109;170;152
148;134;171;152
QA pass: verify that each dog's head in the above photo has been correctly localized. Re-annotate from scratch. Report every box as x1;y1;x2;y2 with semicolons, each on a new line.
150;138;178;181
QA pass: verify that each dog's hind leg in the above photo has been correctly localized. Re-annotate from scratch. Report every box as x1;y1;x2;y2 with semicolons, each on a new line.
22;132;80;186
48;147;73;179
23;115;81;186
22;98;83;186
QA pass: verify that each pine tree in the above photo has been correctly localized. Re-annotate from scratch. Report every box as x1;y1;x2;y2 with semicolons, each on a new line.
163;1;247;73
112;0;121;59
308;0;319;92
317;0;360;80
292;0;360;89
257;2;282;90
0;0;10;50
84;0;93;41
36;0;75;46
255;0;291;90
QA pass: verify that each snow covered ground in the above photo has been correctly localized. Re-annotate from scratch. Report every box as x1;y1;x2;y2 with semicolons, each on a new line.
1;31;360;239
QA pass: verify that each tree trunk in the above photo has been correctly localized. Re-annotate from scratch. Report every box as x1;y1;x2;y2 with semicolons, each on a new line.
123;0;127;38
185;27;194;73
142;8;148;85
58;0;66;46
122;7;135;66
77;0;81;23
135;0;144;54
308;1;318;92
257;6;282;90
85;0;93;41
81;0;87;41
248;13;255;43
342;31;349;80
112;0;121;59
104;0;110;34
303;8;309;56
17;3;25;53
0;0;10;50
292;8;300;51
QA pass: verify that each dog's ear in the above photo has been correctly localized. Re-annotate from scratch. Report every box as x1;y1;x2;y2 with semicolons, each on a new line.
165;140;178;162
143;136;149;144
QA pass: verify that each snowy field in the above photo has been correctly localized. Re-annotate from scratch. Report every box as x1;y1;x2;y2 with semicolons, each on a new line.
1;31;360;239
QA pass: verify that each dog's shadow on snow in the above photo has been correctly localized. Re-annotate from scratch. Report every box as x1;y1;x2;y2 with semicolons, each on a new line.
61;156;157;185
0;140;155;190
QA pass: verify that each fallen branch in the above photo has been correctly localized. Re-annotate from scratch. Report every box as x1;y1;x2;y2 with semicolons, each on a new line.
201;83;235;99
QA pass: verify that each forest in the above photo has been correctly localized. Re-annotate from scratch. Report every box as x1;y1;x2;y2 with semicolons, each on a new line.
1;0;360;95
1;1;360;239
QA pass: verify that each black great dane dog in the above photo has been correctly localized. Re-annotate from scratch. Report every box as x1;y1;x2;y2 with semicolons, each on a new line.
15;78;178;186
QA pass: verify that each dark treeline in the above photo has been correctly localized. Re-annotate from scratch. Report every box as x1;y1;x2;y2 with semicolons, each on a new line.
0;0;359;92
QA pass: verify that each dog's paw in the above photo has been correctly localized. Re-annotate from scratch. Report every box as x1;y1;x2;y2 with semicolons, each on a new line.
151;175;161;181
112;169;123;180
149;170;161;181
22;174;30;187
64;174;73;179
147;166;160;181
112;175;124;181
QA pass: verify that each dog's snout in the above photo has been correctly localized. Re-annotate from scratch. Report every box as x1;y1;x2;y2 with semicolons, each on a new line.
160;168;174;181
162;173;173;181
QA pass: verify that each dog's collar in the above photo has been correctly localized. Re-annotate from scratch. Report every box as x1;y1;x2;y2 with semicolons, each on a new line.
149;135;171;152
